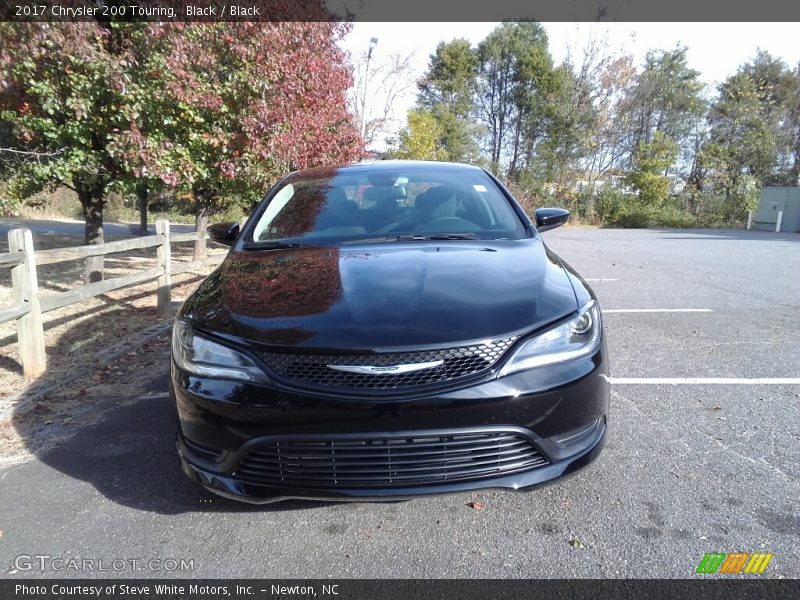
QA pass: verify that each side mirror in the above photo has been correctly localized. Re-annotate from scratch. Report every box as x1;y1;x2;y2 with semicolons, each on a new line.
534;208;570;232
208;222;240;246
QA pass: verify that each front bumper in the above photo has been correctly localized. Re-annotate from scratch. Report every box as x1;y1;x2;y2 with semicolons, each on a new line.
171;344;609;504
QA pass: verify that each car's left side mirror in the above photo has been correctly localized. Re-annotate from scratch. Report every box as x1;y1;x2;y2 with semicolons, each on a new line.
208;222;240;246
534;208;570;232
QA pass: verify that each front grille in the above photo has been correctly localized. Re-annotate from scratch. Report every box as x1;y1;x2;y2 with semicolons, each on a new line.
259;337;518;391
234;431;548;489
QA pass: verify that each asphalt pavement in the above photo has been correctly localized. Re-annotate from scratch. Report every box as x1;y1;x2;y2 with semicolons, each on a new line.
0;227;798;579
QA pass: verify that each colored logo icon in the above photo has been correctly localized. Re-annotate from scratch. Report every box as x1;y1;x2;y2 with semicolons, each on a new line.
696;552;773;574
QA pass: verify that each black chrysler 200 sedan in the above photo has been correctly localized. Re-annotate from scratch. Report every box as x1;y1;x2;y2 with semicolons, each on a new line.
171;161;609;503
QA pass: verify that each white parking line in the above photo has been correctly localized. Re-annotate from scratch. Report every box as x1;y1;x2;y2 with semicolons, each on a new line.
602;308;713;313
611;377;800;385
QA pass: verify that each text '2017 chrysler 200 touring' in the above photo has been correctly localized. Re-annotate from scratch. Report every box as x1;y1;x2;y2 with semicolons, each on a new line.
170;160;609;503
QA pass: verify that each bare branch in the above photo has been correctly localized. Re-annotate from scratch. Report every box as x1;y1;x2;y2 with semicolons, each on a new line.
349;48;418;147
0;147;66;158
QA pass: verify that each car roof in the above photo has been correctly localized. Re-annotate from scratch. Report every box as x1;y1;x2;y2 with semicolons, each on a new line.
285;160;484;181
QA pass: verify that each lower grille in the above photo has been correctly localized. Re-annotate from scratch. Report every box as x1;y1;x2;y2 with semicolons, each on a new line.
259;337;518;391
234;431;548;489
184;437;224;462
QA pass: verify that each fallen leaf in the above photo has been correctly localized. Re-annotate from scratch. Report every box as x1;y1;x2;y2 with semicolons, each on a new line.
467;501;484;510
712;406;722;411
568;536;586;549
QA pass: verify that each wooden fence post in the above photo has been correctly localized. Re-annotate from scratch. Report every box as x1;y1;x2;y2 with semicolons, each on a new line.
9;228;46;378
156;219;172;316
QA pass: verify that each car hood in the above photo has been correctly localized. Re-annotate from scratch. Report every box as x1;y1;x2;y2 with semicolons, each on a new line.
181;239;578;351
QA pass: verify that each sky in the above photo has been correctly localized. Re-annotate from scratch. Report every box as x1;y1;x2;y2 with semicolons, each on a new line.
339;22;800;149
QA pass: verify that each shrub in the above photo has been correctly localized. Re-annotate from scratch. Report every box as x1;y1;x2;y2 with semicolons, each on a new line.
593;188;627;224
651;206;697;228
604;203;697;229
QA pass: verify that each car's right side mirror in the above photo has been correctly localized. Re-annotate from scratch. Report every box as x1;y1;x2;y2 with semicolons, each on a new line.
534;208;570;232
208;222;240;246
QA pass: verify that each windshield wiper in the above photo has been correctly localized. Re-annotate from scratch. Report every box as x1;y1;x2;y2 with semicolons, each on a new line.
339;236;394;245
243;239;306;251
396;233;479;241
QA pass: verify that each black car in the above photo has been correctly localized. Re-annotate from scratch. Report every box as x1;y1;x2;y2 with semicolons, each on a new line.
171;160;609;503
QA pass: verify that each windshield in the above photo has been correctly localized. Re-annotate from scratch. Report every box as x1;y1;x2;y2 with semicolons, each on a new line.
248;168;528;245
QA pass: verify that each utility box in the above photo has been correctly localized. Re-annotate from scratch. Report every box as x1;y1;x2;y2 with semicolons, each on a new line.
755;187;800;232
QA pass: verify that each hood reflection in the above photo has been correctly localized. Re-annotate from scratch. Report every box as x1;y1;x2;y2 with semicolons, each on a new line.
223;248;343;318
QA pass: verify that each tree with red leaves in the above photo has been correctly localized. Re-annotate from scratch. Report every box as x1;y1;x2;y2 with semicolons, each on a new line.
112;21;364;259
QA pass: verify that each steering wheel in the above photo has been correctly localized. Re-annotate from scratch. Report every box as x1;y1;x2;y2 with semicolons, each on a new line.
374;220;403;234
413;217;480;233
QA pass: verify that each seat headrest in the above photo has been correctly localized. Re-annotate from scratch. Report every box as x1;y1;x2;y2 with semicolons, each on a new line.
363;185;405;204
373;196;400;213
362;187;383;204
416;186;456;212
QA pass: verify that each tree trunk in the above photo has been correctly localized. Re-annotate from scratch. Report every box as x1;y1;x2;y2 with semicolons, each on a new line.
136;184;149;236
193;199;209;261
77;187;105;283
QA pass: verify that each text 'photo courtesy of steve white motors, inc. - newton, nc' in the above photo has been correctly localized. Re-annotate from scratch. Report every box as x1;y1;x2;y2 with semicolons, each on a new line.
15;4;264;18
13;583;337;597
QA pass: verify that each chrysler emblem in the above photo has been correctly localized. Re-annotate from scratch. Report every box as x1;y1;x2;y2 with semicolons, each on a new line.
326;360;444;375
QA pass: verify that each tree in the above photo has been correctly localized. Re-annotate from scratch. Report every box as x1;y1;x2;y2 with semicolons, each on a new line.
565;36;638;191
0;22;138;281
417;39;480;162
475;23;524;172
111;22;364;259
736;51;800;185
707;73;778;184
619;46;706;175
789;61;800;186
531;64;595;188
394;110;446;160
698;66;784;223
791;62;800;186
625;131;678;208
475;22;559;178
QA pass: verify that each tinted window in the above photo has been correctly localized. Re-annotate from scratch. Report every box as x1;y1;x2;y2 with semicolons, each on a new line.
250;168;527;243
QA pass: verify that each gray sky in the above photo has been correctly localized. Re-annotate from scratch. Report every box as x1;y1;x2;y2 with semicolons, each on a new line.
340;22;800;149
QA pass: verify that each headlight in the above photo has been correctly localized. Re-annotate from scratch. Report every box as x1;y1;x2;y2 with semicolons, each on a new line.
498;300;601;377
172;320;269;383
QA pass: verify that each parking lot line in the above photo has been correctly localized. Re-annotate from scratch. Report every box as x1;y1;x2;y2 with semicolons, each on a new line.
611;377;800;385
603;308;713;313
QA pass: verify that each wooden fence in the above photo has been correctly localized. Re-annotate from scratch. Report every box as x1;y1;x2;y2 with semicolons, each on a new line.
0;219;224;378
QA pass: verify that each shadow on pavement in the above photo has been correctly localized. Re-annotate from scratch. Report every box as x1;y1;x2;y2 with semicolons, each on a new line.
18;378;337;514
